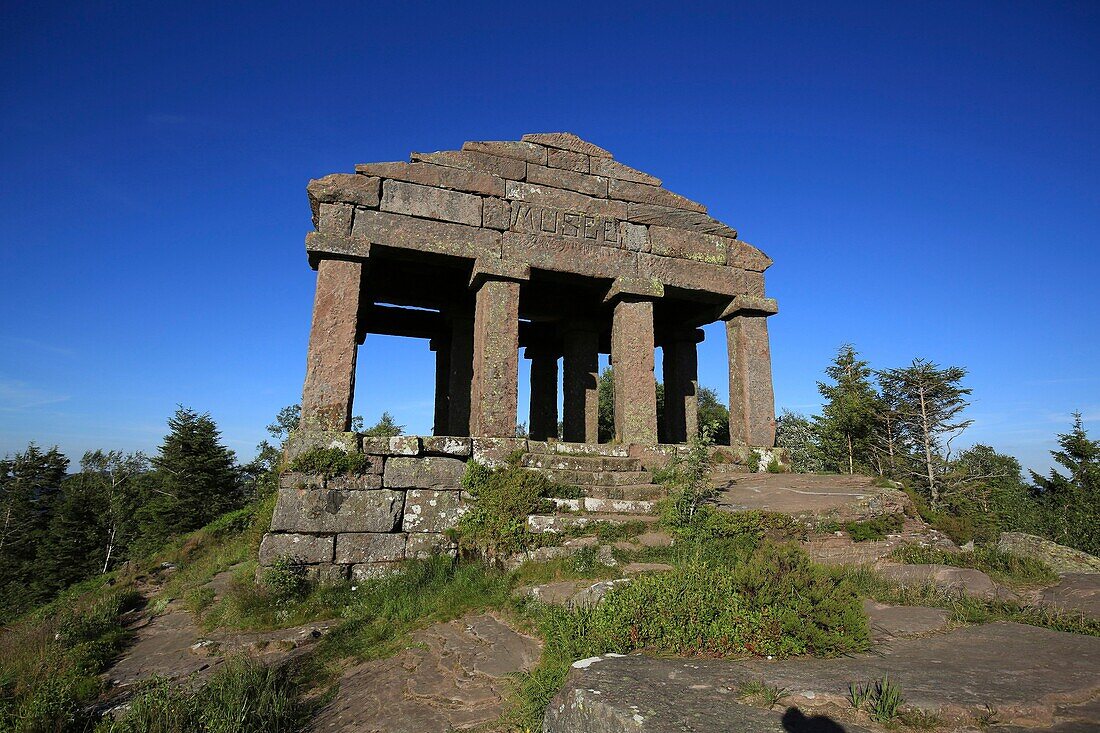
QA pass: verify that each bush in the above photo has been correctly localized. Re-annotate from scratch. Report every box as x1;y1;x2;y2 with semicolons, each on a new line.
888;545;1057;587
454;462;557;562
287;448;371;478
668;505;802;542
844;513;905;542
260;555;310;604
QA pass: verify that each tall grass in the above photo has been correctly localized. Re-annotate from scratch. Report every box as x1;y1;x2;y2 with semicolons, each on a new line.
888;545;1058;588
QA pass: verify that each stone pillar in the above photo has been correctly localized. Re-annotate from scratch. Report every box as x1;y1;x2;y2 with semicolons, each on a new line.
469;276;522;438
300;258;364;431
610;298;658;445
430;335;450;436
527;347;559;441
562;326;600;443
662;329;701;444
447;315;474;437
723;296;779;447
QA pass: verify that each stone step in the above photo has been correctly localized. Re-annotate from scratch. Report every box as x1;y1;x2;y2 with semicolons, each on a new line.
526;513;658;534
534;467;653;487
582;484;667;501
521;453;642;472
526;441;631;458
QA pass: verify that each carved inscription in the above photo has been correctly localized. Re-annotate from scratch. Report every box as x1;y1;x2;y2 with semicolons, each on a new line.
510;203;618;244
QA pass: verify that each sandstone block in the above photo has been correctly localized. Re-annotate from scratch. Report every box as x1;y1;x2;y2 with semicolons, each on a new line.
318;203;353;236
546;146;590;173
411;149;527;180
462;139;548;164
283;430;360;461
259;533;334;565
521;132;613;158
472;437;529;467
609;178;705;213
618;222;649;253
381;180;482;227
304;563;349;584
649;226;727;264
406;532;457;559
384;456;466;489
307;173;381;218
624;203;737;238
605;276;664;302
726;239;774;271
590;157;661;186
350;563;402;582
334;532;406;563
362;435;421;456
279;472;324;490
421;436;473;457
351;209;501;260
327;473;383;490
637;251;739;296
482;197;511;230
354;161;504;197
304;232;370;262
527;164;607;198
504;181;628;219
301;258;364;432
403;490;465;532
502;232;639;282
271;488;404;533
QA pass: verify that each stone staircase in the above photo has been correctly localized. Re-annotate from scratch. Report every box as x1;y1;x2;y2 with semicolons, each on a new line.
520;442;668;516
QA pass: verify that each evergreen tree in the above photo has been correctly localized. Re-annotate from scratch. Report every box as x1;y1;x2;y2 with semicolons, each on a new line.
1030;414;1099;555
776;410;825;473
697;386;730;445
815;345;878;474
362;411;404;437
877;359;972;508
37;474;105;595
597;367;615;443
137;407;242;553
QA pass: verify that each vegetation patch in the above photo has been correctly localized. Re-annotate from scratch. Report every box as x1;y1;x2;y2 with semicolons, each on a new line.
286;447;371;478
453;462;563;563
888;545;1057;588
844;512;905;542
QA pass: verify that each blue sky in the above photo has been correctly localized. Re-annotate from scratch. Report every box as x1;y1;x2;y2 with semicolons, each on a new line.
1;1;1097;473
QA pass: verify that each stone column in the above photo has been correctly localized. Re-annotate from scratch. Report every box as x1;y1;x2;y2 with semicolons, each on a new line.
469;261;527;438
662;329;701;444
430;335;450;436
527;347;559;441
447;315;474;437
610;296;659;445
722;296;779;447
562;326;600;443
300;258;364;432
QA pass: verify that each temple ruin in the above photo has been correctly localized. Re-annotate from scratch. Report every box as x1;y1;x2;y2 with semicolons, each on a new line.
263;133;779;578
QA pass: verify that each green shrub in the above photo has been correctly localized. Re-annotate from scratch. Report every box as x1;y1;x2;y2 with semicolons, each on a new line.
844;513;905;542
765;455;785;473
888;545;1057;587
668;505;801;542
287;447;371;478
658;427;717;528
746;450;761;473
455;462;557;562
260;555;310;604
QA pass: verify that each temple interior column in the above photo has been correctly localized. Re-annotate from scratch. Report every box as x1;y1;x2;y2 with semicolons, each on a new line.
447;315;474;437
469;278;521;437
662;329;700;444
610;297;658;445
527;346;559;441
723;297;778;447
300;258;364;432
430;334;451;436
562;326;600;443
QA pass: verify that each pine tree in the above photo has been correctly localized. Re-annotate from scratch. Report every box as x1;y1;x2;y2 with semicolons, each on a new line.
1030;413;1099;555
362;411;405;437
815;345;878;474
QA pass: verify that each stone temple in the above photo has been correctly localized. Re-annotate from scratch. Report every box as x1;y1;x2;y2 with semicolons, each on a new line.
263;133;779;579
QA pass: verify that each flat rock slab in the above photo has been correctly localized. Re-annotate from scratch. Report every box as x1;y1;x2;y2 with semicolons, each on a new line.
862;599;952;643
1042;573;1100;619
714;473;908;523
312;613;540;732
544;654;872;733
879;563;1001;598
104;603;213;687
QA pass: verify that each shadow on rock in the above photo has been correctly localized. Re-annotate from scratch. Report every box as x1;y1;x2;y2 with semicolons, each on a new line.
782;707;849;733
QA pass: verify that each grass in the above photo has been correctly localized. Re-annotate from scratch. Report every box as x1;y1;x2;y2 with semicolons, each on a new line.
888;544;1058;588
739;680;788;709
844;512;905;542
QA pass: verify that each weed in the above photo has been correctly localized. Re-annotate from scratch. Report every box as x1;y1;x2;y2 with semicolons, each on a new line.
974;703;1000;727
849;676;905;723
260;555;311;604
899;707;941;729
739;679;788;709
455;462;560;563
765;455;785;473
847;681;872;710
287;447;372;478
746;451;761;473
844;513;905;542
567;546;599;574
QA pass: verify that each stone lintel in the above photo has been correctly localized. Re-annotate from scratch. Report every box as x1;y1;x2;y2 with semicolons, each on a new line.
720;295;779;319
468;257;531;289
521;132;614;159
305;232;370;269
603;276;665;304
354;160;504;197
352;208;501;261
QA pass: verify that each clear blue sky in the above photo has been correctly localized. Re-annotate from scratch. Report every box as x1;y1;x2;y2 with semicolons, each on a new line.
1;1;1097;473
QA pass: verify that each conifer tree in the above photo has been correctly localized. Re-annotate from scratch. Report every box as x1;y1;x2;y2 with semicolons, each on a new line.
815;345;878;474
1030;413;1099;555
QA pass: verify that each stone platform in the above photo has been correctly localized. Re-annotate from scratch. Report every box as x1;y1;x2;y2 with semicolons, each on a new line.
714;473;910;524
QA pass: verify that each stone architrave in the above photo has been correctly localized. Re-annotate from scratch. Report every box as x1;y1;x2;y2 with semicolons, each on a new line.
300;258;363;431
723;298;778;447
469;278;520;438
610;298;657;445
662;331;700;444
562;327;600;443
448;315;474;436
527;346;559;441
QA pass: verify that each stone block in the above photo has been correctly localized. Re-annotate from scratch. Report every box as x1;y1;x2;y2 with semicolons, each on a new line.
384;456;466;489
406;532;457;559
351;209;501;260
521;132;612;159
403;490;465;532
609;178;706;213
590;157;661;186
354;161;504;197
546;147;590;173
471;437;528;467
618;222;650;252
304;232;370;263
462;139;548;164
502;232;638;282
482;197;511;230
411;149;527;180
504;181;628;219
271;488;404;533
304;563;349;584
649;226;728;265
350;563;403;582
259;533;334;565
604;276;664;303
361;435;421;456
283;430;360;461
380;180;483;227
318;203;353;236
307;173;381;220
421;436;472;457
636;252;739;296
279;472;324;490
720;295;779;318
527;164;608;198
327;473;383;490
624;203;737;238
334;532;407;563
726;239;774;272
